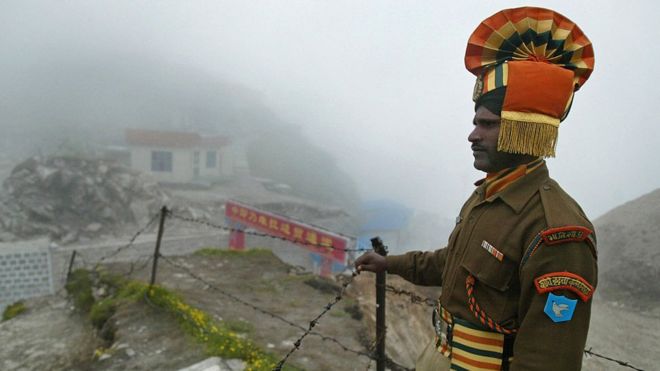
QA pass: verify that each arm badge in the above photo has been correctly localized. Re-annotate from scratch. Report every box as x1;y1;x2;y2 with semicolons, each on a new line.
540;226;592;245
534;271;594;302
544;293;577;323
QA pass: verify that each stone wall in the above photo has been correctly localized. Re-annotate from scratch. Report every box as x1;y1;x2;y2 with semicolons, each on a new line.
0;242;53;313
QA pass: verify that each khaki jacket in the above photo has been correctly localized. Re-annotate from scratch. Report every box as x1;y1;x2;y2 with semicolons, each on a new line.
386;163;597;371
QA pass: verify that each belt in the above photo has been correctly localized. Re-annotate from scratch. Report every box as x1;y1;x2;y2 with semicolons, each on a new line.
433;303;515;370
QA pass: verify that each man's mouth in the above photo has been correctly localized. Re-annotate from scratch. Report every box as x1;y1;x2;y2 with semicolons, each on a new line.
471;145;485;152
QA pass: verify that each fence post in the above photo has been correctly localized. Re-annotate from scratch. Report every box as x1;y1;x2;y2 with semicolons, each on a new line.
66;250;77;281
149;206;168;288
371;237;388;371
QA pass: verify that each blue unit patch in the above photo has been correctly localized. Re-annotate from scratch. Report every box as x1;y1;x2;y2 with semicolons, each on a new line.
544;293;577;323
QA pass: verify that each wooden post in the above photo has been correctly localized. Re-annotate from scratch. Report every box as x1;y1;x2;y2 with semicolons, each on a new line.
66;250;77;281
371;237;388;371
149;206;168;288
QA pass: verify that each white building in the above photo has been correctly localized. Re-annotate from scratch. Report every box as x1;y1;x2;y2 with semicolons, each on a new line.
125;128;235;184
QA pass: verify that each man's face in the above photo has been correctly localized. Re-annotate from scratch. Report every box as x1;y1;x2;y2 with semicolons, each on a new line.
468;106;532;173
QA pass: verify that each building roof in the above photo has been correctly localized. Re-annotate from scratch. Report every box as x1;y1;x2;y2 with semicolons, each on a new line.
125;129;230;148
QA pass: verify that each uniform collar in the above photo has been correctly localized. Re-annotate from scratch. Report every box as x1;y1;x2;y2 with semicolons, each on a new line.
475;162;549;214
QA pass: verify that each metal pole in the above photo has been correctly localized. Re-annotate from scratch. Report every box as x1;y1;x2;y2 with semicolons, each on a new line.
149;206;168;288
66;250;77;281
371;237;388;371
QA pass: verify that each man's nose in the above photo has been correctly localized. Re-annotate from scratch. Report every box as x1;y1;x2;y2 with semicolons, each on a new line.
468;126;481;143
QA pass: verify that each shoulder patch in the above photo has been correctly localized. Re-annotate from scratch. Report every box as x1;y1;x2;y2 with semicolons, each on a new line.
541;226;592;245
534;271;594;302
544;293;577;322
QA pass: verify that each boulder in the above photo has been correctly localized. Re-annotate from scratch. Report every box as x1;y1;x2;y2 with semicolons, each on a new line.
0;155;169;243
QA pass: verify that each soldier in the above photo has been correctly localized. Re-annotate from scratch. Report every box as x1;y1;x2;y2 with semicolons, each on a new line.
355;7;597;371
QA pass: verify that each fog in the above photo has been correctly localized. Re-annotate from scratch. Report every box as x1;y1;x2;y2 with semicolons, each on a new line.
1;0;659;220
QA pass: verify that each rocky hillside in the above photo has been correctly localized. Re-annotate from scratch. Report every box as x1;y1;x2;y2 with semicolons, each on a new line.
595;188;660;306
0;156;169;244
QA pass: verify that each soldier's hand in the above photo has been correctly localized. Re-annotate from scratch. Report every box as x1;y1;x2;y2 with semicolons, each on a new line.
354;251;387;273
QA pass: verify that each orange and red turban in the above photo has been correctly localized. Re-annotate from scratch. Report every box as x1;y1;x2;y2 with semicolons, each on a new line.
465;7;595;157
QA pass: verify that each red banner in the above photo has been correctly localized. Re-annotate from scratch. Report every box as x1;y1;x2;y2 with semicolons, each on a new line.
225;201;347;263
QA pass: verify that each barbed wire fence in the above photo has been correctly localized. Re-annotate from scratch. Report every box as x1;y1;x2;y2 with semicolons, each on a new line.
167;211;369;253
61;205;645;371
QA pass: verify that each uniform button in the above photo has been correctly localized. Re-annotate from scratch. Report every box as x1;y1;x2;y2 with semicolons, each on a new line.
455;216;463;224
543;185;551;191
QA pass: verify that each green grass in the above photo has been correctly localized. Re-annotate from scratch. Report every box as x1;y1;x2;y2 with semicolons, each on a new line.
280;273;315;283
90;298;116;329
63;265;303;370
2;301;26;321
145;284;301;371
224;319;254;334
65;269;95;312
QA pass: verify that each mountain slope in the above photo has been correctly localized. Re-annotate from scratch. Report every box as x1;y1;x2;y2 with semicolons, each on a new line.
594;188;660;305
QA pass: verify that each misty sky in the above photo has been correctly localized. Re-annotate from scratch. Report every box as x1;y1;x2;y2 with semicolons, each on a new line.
2;0;659;220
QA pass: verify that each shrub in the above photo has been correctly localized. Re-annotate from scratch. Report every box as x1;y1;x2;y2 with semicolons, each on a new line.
343;300;363;321
65;269;94;312
90;299;116;329
2;301;26;321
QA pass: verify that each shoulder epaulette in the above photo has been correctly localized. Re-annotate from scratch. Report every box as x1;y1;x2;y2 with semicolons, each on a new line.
538;180;592;228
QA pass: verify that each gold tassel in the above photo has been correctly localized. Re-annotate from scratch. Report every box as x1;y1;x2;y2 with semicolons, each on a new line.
498;119;558;157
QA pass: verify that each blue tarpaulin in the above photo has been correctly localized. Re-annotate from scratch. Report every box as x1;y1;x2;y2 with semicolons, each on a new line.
360;199;412;232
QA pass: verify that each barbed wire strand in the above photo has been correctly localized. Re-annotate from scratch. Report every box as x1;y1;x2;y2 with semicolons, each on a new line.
168;211;368;253
385;284;436;307
122;254;154;278
365;337;379;370
91;212;161;271
273;270;359;370
584;348;644;371
157;254;373;361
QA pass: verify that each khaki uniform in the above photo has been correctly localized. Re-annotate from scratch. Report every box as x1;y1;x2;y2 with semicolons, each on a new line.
386;163;597;370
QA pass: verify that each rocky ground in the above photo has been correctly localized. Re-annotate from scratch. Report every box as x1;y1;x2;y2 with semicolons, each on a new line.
2;246;658;371
0;249;432;370
0;295;99;370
